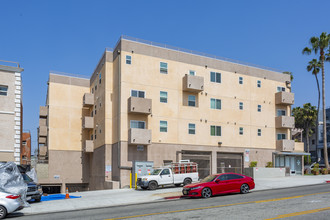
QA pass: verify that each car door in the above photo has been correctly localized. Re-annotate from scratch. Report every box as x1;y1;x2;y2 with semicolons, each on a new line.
213;174;231;194
226;174;244;192
158;169;172;185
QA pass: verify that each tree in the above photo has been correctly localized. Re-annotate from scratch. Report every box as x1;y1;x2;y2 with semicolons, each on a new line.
292;103;317;164
307;59;321;160
303;32;330;169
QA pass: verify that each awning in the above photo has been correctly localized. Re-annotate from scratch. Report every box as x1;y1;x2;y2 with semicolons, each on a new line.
273;152;310;156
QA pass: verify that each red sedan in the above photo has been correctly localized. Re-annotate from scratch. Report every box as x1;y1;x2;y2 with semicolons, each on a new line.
182;173;255;198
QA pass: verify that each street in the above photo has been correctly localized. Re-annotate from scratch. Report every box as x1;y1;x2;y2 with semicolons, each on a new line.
7;184;330;220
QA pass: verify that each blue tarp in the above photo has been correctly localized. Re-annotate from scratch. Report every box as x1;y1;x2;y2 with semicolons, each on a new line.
40;194;81;201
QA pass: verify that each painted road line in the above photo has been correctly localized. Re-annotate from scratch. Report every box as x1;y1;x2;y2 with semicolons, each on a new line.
106;191;330;220
264;207;330;220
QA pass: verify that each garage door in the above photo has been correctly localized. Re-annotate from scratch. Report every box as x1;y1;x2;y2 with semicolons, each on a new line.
182;153;211;179
217;153;243;174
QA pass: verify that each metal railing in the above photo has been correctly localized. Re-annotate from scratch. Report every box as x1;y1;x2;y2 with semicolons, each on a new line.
120;35;283;73
0;59;20;67
49;70;90;79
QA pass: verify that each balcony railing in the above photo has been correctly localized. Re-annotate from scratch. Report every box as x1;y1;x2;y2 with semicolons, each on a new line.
182;74;204;92
275;92;294;105
84;140;93;153
128;128;152;145
83;116;94;129
39;106;48;118
276;140;295;152
39;126;47;137
83;93;94;106
275;116;295;129
128;97;152;114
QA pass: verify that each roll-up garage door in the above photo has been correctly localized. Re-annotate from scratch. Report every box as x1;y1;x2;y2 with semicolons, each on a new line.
182;152;211;179
217;153;243;174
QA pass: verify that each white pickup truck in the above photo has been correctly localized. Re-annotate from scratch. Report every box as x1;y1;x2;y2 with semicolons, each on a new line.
137;161;199;190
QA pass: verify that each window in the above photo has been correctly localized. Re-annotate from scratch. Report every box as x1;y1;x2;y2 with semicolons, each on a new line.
126;55;132;64
210;98;221;110
90;134;93;140
312;139;315;145
210;125;221;136
0;85;8;96
94;130;97;139
258;105;261;112
239;127;243;135
239;77;243;84
160;62;168;74
210;72;221;83
160;91;168;103
99;73;102;84
258;129;261;136
277;86;285;92
131;90;145;98
239;102;244;110
188;123;195;134
22;141;27;146
188;95;196;107
130;120;146;129
95;84;97;91
161;169;170;175
277;109;286;116
227;174;244;180
160;121;168;132
277;133;286;140
257;80;261;88
189;70;196;76
94;105;97;115
92;87;94;94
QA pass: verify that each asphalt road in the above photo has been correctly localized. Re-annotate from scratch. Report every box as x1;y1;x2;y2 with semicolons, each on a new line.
8;184;330;220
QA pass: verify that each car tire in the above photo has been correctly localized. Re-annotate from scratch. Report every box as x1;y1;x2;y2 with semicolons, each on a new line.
201;188;212;198
35;196;42;202
0;205;7;220
240;184;250;194
148;181;158;190
175;184;181;187
183;178;192;186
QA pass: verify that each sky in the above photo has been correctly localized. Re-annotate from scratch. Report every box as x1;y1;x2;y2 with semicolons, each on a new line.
1;0;330;153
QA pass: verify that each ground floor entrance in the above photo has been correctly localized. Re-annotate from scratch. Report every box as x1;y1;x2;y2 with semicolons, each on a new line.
182;151;211;179
217;153;243;174
274;153;304;175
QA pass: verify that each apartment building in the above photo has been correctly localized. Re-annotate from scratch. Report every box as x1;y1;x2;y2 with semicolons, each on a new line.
0;61;24;163
37;36;306;191
21;131;31;165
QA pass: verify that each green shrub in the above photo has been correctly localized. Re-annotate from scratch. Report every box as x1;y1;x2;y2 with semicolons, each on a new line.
304;155;311;165
250;161;258;168
266;162;273;168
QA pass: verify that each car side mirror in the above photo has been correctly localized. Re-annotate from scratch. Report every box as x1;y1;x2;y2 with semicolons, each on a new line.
215;179;220;183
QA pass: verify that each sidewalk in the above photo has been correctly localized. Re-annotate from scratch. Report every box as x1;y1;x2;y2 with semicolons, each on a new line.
19;175;330;215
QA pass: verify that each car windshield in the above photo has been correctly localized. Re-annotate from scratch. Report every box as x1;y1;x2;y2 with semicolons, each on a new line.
22;173;33;182
150;169;162;175
200;175;217;183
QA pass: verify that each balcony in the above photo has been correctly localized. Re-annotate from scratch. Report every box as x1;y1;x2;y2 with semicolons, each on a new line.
128;128;152;145
39;118;47;127
39;146;48;156
83;116;94;129
182;75;204;92
83;93;94;106
128;97;152;115
276;139;295;152
84;140;93;153
39;137;46;144
39;106;48;118
275;116;295;129
294;142;304;152
39;126;47;137
275;92;294;105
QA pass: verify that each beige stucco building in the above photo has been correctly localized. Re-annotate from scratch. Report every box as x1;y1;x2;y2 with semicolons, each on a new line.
37;36;305;191
0;61;24;163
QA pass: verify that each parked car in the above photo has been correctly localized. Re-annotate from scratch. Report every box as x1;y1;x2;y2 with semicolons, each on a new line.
0;191;24;219
182;173;255;198
137;161;199;190
21;174;42;202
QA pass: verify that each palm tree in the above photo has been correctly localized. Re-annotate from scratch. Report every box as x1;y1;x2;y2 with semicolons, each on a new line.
303;32;330;169
307;59;321;160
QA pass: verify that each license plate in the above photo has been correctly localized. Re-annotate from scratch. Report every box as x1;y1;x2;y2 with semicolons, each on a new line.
26;196;32;201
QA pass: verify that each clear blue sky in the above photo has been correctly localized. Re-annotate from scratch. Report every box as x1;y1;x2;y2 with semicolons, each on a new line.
1;0;329;153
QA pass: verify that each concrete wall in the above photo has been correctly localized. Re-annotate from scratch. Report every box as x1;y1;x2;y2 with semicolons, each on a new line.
244;167;286;179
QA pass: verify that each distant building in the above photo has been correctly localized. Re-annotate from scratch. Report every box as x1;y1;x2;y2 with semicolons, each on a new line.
0;60;24;163
309;107;330;162
21;132;31;165
37;36;306;192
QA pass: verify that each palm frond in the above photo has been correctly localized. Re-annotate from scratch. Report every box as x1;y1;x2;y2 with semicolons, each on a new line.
302;47;312;55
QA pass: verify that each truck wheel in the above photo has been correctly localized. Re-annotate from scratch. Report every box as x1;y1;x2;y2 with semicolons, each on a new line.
148;181;158;190
0;205;7;219
183;178;192;186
